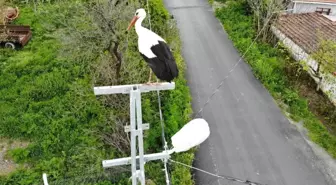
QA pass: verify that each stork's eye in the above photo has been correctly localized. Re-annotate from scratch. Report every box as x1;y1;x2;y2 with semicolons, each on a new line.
136;12;139;15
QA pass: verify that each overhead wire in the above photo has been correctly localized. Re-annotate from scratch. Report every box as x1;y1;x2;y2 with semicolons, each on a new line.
168;6;279;185
142;2;278;185
193;3;317;118
145;0;171;184
193;13;274;118
169;159;267;185
175;7;279;185
45;167;132;185
146;0;152;30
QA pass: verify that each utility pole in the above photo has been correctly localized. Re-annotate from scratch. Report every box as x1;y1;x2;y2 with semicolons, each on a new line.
93;82;176;185
41;83;210;184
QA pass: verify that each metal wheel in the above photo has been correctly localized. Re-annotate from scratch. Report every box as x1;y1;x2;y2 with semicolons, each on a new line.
5;42;15;50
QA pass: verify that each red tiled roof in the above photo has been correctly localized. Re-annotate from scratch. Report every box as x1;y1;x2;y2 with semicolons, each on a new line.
294;0;336;3
275;12;336;53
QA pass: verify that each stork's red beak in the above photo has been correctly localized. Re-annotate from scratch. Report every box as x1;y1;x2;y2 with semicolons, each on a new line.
127;16;139;31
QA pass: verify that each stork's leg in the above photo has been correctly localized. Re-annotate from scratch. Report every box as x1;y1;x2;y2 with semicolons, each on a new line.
146;70;160;86
147;69;152;84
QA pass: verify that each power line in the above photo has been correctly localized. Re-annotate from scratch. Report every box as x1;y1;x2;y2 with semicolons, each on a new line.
193;12;276;118
179;8;280;185
145;0;171;183
146;0;152;30
44;168;132;185
156;86;171;185
169;159;267;185
114;3;278;185
184;10;281;185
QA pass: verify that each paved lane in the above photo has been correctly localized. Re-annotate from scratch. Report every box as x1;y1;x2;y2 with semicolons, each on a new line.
163;0;334;184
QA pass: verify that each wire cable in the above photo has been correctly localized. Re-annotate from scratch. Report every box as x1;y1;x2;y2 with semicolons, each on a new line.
145;0;171;184
144;3;277;185
146;0;152;30
193;13;274;118
156;79;171;185
192;3;324;119
157;88;171;185
156;82;169;150
169;159;267;185
156;80;168;150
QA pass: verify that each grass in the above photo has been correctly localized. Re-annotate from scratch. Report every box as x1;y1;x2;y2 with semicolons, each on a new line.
0;4;115;184
214;0;336;158
0;0;194;184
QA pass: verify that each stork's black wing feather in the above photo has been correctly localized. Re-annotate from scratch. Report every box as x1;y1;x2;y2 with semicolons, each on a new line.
140;41;179;82
150;41;179;80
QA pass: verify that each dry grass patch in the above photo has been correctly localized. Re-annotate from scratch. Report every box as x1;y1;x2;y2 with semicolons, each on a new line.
0;138;29;176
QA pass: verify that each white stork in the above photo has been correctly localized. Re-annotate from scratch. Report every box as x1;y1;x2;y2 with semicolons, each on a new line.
127;8;179;84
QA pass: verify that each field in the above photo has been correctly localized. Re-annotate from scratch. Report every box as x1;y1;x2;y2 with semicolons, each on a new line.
0;0;194;184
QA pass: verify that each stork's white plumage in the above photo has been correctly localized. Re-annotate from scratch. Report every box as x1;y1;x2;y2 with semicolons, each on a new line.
127;8;178;84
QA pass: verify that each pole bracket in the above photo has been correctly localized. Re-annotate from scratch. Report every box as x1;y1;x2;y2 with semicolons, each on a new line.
124;123;150;132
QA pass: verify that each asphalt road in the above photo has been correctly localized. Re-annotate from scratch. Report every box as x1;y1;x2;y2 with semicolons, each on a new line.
163;0;335;184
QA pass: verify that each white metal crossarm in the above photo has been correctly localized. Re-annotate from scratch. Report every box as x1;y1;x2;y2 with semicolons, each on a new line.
102;150;174;168
94;83;176;185
94;82;175;95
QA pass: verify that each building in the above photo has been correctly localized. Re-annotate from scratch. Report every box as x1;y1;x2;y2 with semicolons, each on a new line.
271;12;336;104
289;0;336;16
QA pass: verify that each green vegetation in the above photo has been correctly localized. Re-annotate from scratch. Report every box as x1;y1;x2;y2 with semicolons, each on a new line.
309;38;336;91
312;39;336;75
215;0;336;158
0;0;194;184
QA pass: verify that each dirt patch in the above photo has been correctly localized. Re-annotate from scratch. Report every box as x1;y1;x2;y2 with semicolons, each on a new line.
285;60;336;135
0;138;29;176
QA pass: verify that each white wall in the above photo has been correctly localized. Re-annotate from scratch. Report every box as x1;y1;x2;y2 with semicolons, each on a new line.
293;2;336;16
271;26;336;106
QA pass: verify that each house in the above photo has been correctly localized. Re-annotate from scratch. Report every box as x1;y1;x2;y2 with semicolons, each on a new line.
274;12;336;54
289;0;336;16
271;12;336;104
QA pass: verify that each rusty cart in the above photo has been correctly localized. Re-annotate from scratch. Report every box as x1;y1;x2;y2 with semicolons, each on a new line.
0;25;32;49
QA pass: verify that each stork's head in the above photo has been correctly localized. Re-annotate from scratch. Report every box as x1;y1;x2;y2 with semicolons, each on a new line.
127;8;146;31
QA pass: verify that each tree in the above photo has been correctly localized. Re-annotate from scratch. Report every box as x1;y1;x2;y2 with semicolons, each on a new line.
310;39;336;91
57;0;140;85
246;0;290;42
